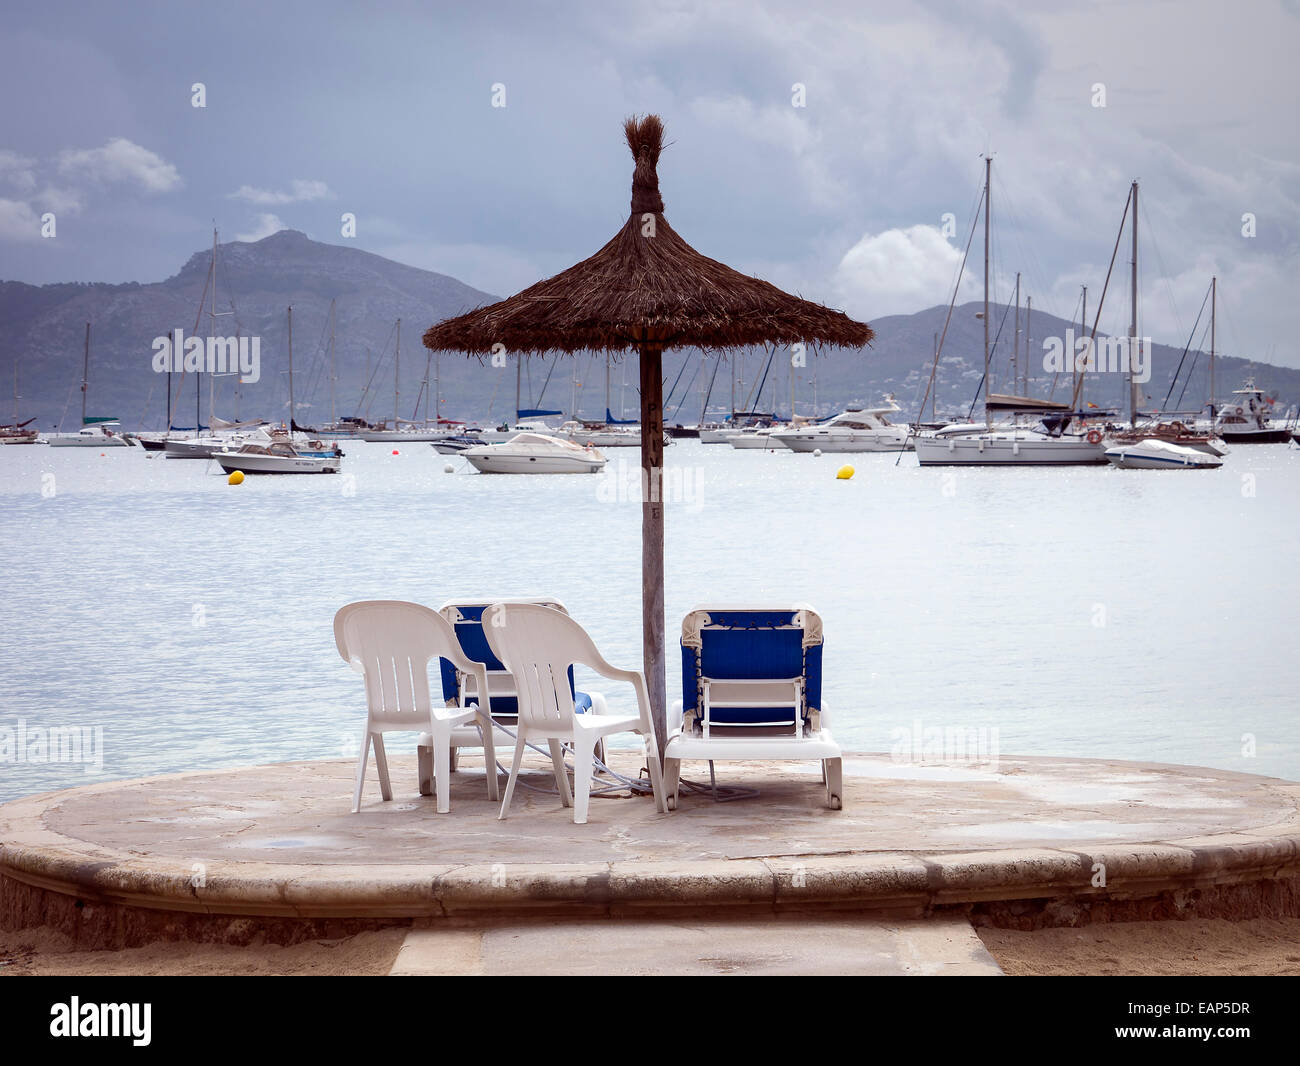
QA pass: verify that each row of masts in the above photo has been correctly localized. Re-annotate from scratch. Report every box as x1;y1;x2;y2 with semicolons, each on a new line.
971;157;1219;427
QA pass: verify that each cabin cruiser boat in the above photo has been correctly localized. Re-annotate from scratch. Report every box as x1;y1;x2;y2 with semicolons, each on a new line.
770;401;912;452
214;438;341;474
1210;379;1291;443
727;426;782;449
462;432;607;474
698;422;740;444
48;422;131;448
1104;438;1223;469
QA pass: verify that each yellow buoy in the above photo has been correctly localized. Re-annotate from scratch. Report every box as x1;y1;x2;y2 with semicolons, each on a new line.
228;470;245;485
836;465;854;480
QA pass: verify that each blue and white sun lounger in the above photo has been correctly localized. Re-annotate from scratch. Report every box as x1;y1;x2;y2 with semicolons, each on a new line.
663;605;843;810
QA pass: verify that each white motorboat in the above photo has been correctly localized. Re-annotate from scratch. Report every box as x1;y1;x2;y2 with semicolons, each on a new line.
1104;438;1223;469
462;432;607;474
49;422;131;448
727;427;782;449
1211;379;1291;443
699;423;740;444
215;440;341;474
770;401;913;452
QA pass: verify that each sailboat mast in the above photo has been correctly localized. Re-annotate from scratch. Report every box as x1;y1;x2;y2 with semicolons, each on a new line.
789;347;795;419
394;318;400;426
983;155;991;430
287;306;295;430
1013;272;1020;394
515;353;522;424
605;353;611;422
329;299;336;424
81;322;89;427
1024;296;1031;394
208;228;217;428
1129;181;1139;427
167;328;174;430
435;351;440;424
932;332;939;420
1201;274;1211;416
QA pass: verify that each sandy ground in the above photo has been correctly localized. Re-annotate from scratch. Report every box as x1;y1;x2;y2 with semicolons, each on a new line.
978;918;1300;976
4;918;1300;975
0;926;408;976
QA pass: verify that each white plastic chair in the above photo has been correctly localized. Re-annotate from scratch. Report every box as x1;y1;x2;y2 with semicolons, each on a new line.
482;602;667;824
334;600;499;814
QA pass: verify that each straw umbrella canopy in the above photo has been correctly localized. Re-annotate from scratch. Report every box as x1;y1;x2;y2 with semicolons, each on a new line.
423;115;873;755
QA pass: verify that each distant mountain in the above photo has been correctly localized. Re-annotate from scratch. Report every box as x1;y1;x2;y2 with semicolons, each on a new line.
2;230;1296;429
0;230;499;430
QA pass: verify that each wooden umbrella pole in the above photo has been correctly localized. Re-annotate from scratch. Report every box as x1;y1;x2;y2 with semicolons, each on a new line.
639;339;667;758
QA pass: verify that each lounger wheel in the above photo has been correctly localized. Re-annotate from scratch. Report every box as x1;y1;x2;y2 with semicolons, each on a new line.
666;794;678;811
828;793;842;810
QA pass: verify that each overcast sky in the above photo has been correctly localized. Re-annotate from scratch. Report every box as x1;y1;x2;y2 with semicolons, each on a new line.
2;0;1297;364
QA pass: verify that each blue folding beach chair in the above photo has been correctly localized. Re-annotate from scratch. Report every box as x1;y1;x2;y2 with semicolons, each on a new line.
664;605;843;809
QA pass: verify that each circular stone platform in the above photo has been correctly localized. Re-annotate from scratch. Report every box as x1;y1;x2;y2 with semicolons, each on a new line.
2;752;1298;945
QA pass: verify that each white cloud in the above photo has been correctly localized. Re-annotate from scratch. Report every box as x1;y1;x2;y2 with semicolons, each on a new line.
0;198;41;241
56;137;181;192
0;150;37;193
235;213;286;242
228;179;334;205
833;224;980;319
34;186;84;215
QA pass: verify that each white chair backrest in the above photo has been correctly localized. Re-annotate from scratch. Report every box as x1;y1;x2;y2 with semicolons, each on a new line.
334;600;461;724
482;603;598;730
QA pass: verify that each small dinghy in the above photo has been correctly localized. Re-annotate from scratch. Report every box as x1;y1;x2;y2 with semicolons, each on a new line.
1104;438;1222;470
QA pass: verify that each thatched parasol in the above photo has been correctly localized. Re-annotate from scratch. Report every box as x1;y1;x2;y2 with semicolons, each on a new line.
424;115;873;755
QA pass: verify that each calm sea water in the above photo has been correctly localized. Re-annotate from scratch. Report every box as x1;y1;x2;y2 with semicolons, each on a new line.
1;437;1297;802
